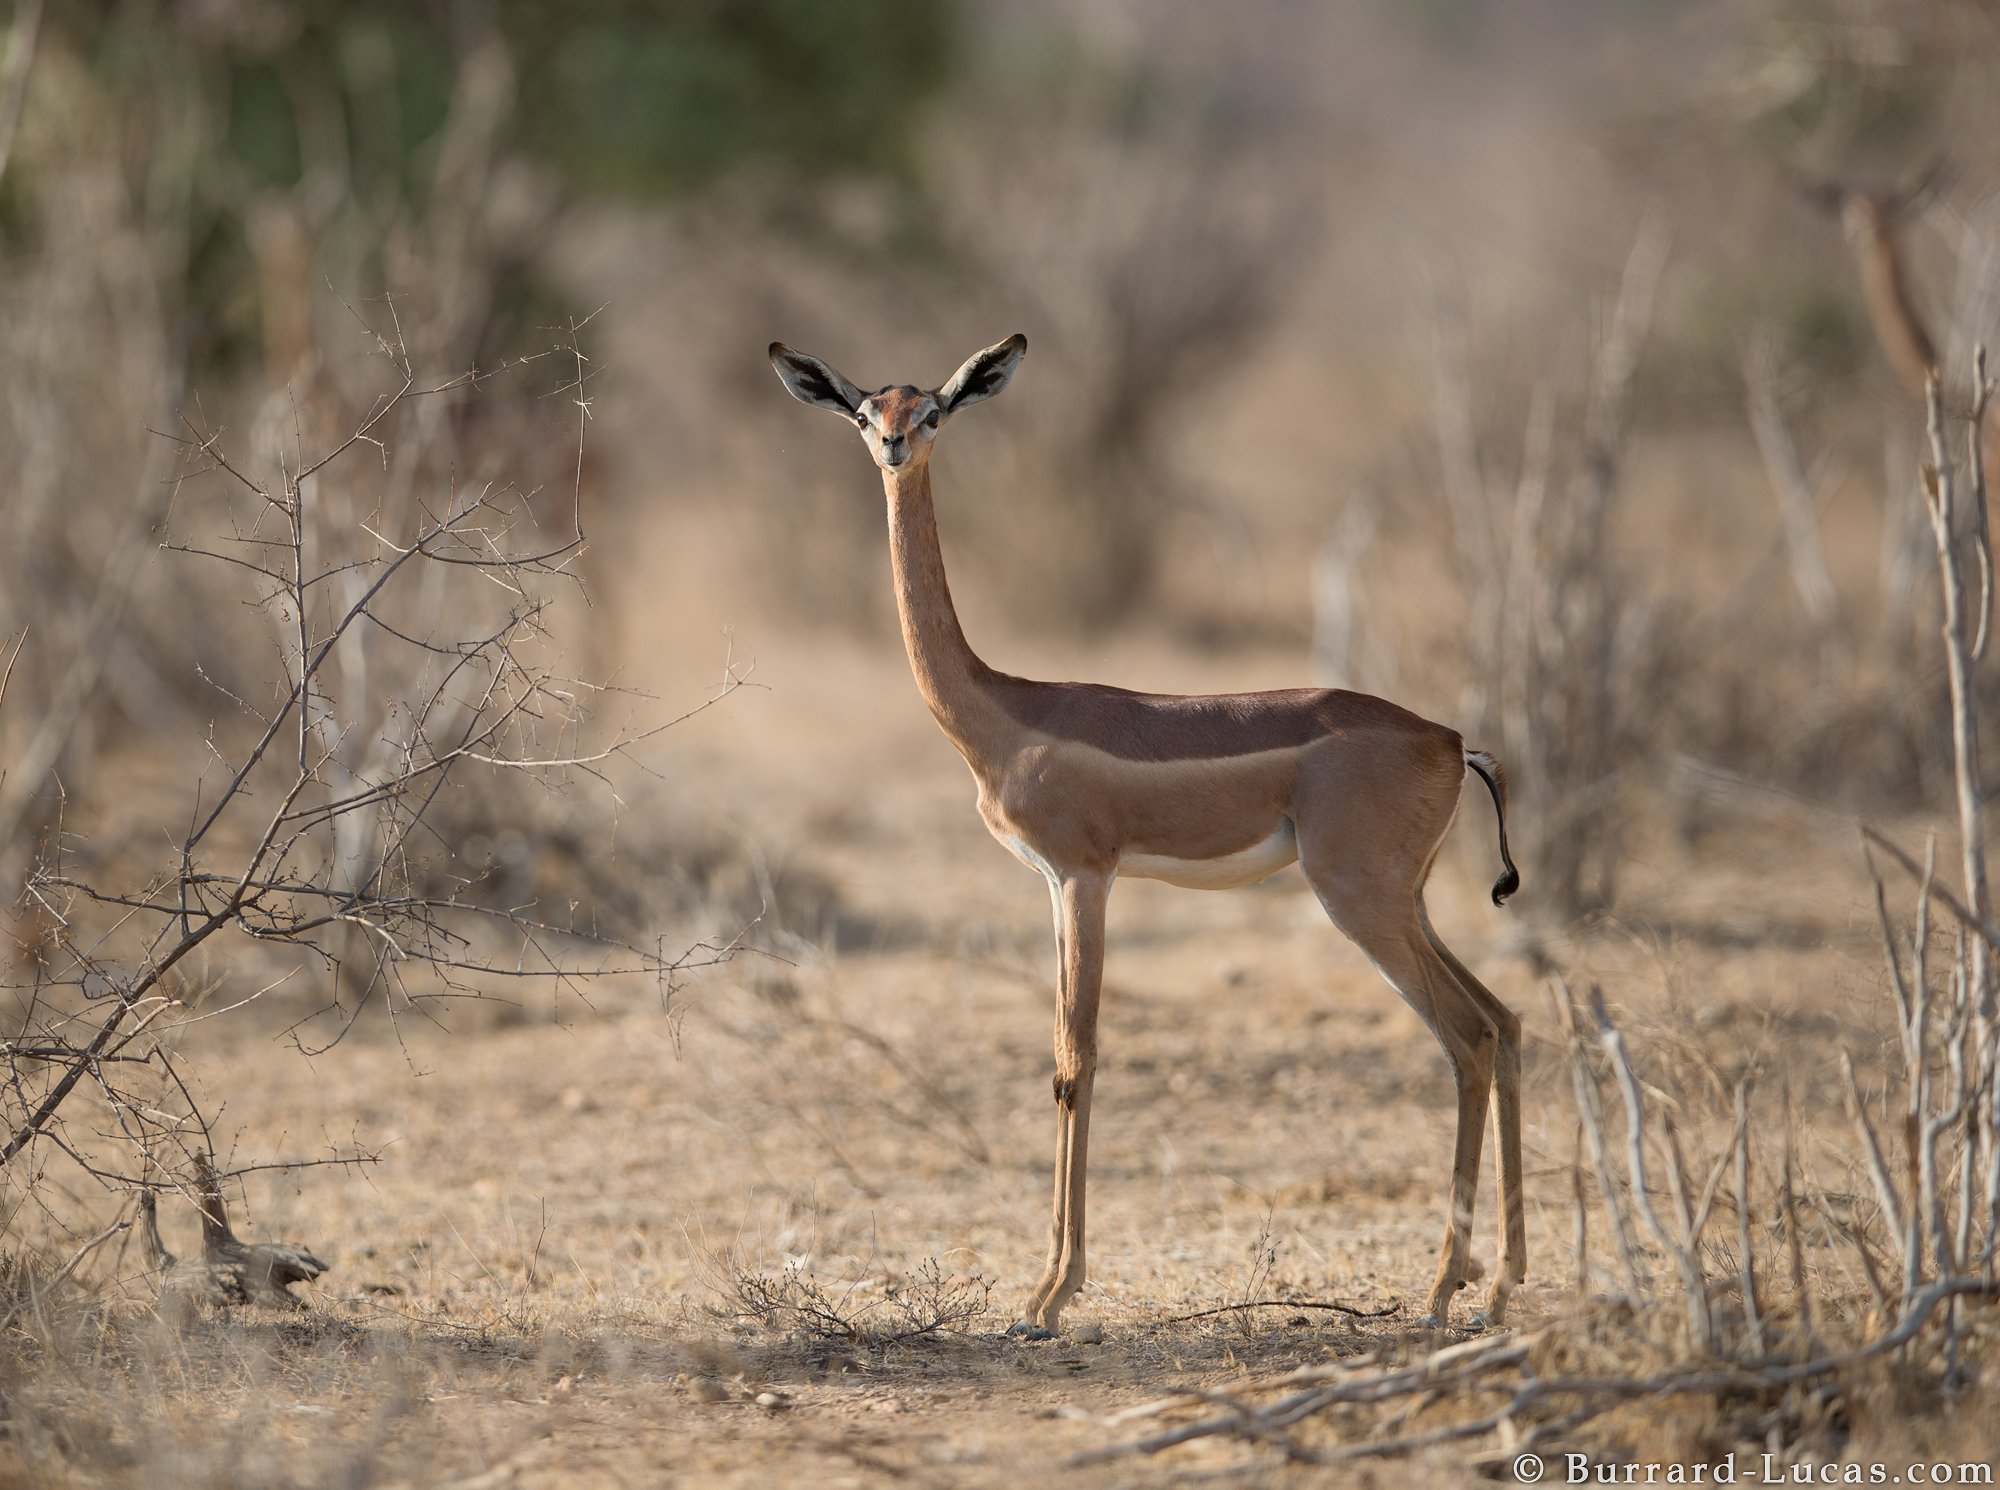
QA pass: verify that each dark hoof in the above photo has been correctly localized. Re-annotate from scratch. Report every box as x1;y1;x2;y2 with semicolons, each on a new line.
1006;1321;1055;1341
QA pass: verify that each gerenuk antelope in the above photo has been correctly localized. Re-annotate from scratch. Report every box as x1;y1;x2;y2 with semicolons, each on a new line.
770;333;1524;1335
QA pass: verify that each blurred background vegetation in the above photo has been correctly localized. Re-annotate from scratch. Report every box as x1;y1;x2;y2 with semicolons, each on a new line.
12;10;2000;1478
4;0;2000;944
16;0;957;375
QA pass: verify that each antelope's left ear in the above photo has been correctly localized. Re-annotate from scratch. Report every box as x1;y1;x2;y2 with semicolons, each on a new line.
770;343;866;416
938;333;1027;413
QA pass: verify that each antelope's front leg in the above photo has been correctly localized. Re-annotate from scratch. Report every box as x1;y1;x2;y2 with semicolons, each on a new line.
1010;869;1109;1338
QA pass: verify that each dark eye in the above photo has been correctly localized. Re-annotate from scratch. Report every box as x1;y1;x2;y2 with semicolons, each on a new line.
854;413;868;429
923;411;940;429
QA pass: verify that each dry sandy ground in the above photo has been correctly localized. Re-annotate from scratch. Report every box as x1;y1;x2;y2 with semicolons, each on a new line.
7;632;1923;1488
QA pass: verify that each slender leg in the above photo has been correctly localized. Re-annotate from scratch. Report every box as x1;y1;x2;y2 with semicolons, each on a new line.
1484;1018;1525;1323
1305;862;1499;1327
1018;875;1071;1328
1421;903;1526;1324
1412;966;1496;1326
1012;869;1109;1336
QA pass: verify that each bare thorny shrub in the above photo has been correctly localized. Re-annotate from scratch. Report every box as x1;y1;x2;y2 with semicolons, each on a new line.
1078;355;2000;1472
1415;200;1984;924
0;3;765;1330
1409;217;1678;926
0;309;739;1310
0;2;587;903
723;1258;991;1349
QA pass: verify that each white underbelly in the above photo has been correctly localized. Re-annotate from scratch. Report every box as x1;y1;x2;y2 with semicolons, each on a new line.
1118;819;1298;890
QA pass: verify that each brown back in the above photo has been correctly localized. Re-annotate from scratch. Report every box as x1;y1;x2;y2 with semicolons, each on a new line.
989;677;1447;763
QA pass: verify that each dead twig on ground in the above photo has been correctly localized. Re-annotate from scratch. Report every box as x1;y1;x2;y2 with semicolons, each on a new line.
1165;1299;1400;1324
1074;1280;2000;1468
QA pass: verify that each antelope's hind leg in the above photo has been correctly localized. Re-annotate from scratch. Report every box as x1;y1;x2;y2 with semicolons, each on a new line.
1361;918;1500;1326
1420;903;1524;1325
1296;777;1507;1328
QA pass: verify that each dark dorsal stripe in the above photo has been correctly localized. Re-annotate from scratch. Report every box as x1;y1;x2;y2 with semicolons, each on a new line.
988;676;1444;763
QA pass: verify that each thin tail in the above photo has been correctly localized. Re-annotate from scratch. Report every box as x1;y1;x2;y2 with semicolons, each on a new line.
1463;749;1520;907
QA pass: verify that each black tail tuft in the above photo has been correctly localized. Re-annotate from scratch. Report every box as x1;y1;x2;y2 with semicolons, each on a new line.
1463;749;1521;907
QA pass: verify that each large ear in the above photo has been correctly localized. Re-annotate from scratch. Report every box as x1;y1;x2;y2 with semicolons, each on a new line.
937;333;1027;413
769;343;866;415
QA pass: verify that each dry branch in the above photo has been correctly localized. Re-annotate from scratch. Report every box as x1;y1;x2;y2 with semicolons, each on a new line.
1443;214;1670;917
1744;333;1846;675
1075;1281;2000;1469
1594;989;1715;1350
1165;1299;1399;1324
0;1215;129;1333
1554;981;1645;1296
1862;827;2000;955
1922;364;1993;1015
0;314;739;1255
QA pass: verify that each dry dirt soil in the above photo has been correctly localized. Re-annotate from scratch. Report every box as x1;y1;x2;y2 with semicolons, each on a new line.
7;632;1933;1488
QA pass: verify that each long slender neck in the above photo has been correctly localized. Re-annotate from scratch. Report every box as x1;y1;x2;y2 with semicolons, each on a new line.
192;1157;232;1250
883;462;994;746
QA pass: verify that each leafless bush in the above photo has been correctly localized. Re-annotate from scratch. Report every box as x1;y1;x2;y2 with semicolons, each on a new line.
0;7;564;906
1430;216;1676;920
1838;354;1999;1365
1544;346;2000;1407
724;1258;990;1347
0;310;737;1264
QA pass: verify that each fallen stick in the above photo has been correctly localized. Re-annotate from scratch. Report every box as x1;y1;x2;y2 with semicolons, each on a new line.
1070;1278;2000;1468
1165;1298;1399;1323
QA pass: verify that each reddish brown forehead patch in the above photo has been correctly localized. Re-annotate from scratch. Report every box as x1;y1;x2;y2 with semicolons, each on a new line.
868;385;932;431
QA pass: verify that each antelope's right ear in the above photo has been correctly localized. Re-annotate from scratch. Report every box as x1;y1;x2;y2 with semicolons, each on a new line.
769;343;865;416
